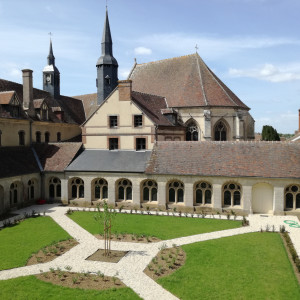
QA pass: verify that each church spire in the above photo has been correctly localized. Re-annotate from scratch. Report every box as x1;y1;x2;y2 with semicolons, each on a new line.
96;9;118;105
47;38;55;66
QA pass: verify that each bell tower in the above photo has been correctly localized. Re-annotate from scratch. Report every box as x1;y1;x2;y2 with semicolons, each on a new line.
43;38;60;98
96;9;118;105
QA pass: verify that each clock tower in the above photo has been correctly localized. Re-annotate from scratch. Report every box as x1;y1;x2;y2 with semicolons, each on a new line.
43;39;60;98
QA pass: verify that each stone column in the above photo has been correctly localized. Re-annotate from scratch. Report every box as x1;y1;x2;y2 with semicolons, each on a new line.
61;178;68;204
84;177;92;204
203;110;211;140
184;182;193;208
157;181;166;208
132;180;140;206
273;186;284;214
242;185;252;214
213;183;222;211
107;178;116;206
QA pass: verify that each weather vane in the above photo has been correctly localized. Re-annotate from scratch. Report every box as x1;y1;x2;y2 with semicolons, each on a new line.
195;44;198;53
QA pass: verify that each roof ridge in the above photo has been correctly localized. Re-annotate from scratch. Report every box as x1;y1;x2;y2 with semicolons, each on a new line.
195;54;208;106
132;90;166;99
136;53;197;66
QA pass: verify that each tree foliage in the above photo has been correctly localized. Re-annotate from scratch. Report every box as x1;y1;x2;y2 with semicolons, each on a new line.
261;125;280;141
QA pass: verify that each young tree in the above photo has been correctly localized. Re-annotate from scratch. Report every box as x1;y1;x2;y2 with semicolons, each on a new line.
95;200;116;256
261;125;280;141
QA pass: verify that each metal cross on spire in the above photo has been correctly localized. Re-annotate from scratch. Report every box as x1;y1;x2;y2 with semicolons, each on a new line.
195;44;199;53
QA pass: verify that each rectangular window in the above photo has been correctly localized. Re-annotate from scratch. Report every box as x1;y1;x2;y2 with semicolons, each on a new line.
136;138;146;151
109;116;118;128
134;115;143;127
109;138;118;150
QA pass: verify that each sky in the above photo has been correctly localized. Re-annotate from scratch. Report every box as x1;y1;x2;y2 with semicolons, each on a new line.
0;0;299;134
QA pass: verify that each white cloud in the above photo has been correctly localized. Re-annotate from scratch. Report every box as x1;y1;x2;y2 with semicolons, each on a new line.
229;63;300;82
134;47;152;55
119;68;131;79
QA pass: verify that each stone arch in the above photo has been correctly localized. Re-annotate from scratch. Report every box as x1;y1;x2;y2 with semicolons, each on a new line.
49;177;61;200
284;184;300;211
141;179;158;203
116;178;132;202
213;119;230;141
27;178;38;202
222;182;242;208
0;185;4;215
91;178;108;202
167;179;184;204
185;118;199;141
10;181;23;207
69;177;84;200
252;183;274;214
194;181;212;206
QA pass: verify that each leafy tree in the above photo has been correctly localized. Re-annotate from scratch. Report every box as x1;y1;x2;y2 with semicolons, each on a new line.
261;125;280;141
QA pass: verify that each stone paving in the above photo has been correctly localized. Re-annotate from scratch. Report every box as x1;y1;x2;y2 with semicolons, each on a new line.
0;205;300;300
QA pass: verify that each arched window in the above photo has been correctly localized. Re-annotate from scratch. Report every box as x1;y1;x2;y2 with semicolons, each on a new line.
223;183;241;207
142;180;158;202
49;177;61;199
93;178;108;201
186;120;199;141
57;132;61;142
214;121;227;141
168;181;184;204
10;182;19;205
116;179;132;201
36;131;41;143
27;179;36;201
18;131;25;146
285;185;300;210
45;132;50;143
194;181;212;205
70;178;84;199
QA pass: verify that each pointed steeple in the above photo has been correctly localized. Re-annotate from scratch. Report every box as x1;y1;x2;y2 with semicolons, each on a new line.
96;9;118;105
47;39;55;66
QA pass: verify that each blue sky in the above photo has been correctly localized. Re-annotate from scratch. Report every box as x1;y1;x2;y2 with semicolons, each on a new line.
0;0;299;134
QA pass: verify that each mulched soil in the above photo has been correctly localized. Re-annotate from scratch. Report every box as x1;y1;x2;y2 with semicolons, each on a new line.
86;249;128;263
144;246;186;280
27;239;78;265
36;270;124;290
95;233;161;243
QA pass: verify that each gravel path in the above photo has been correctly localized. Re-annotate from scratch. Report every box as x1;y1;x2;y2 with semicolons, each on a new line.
0;205;300;300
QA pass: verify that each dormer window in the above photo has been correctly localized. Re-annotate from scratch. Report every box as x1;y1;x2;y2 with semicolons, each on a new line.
105;75;111;85
41;103;49;121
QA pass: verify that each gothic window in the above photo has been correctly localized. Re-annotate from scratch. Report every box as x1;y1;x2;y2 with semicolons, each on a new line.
142;180;158;202
93;178;108;201
223;183;241;207
18;131;25;146
134;115;143;127
117;179;132;201
168;181;184;204
57;132;61;142
27;180;36;201
194;181;212;205
36;131;41;143
215;121;227;141
70;178;84;199
109;116;118;128
109;138;118;150
10;182;19;205
136;138;146;151
285;185;300;210
45;132;50;143
186;120;199;141
49;177;61;199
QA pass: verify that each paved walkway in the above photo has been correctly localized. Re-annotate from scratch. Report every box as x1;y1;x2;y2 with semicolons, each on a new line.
0;205;300;300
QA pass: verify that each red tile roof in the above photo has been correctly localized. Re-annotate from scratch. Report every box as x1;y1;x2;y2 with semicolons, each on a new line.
0;91;15;104
146;141;300;179
33;142;82;172
129;53;249;109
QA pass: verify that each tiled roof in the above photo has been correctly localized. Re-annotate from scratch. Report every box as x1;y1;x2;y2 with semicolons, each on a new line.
0;78;85;124
73;93;98;119
131;91;178;126
33;142;82;172
129;53;249;109
0;147;40;179
0;91;15;104
146;141;300;179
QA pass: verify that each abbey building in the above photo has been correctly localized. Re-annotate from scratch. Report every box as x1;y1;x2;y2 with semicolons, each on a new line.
0;10;300;217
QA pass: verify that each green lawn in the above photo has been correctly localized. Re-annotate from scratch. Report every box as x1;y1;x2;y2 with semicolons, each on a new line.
0;217;71;270
158;232;300;299
0;276;141;300
68;211;242;240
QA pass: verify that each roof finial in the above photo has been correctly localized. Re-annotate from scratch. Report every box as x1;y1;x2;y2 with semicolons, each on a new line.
106;0;108;10
195;44;199;53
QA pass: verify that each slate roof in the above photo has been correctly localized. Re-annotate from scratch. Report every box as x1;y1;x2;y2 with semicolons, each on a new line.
129;53;249;109
66;150;152;173
0;147;40;179
145;141;300;179
33;143;82;172
0;78;85;124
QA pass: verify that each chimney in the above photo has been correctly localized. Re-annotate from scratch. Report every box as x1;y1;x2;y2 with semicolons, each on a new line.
118;80;132;101
22;69;33;110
